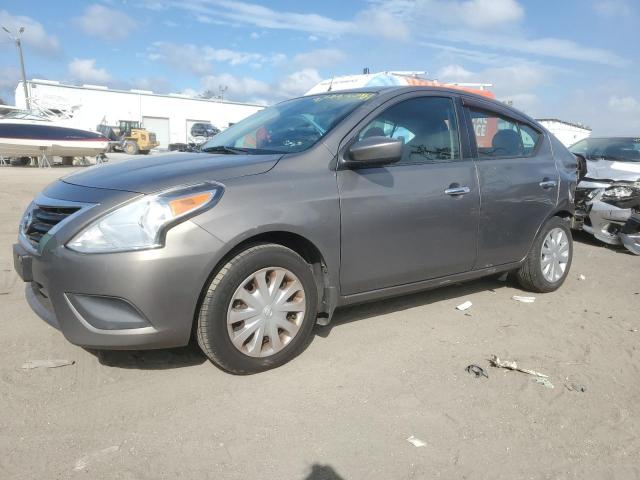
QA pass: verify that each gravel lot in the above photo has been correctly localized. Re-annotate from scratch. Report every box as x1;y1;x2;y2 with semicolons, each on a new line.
1;164;639;479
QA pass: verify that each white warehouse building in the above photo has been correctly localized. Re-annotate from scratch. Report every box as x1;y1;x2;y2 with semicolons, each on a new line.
15;79;264;149
536;118;591;147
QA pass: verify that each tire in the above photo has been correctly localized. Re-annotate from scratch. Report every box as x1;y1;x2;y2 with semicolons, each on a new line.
197;244;318;374
516;216;573;293
124;141;139;155
140;150;150;155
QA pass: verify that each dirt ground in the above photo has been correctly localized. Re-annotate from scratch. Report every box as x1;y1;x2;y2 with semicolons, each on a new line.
1;165;639;480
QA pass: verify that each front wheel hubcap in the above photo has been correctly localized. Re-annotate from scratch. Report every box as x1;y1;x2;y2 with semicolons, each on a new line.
540;227;569;283
227;267;306;357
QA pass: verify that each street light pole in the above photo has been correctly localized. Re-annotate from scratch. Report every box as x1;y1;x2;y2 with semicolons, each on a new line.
2;26;30;110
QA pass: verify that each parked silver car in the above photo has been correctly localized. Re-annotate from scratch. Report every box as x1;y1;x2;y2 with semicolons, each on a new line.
13;87;578;373
570;137;640;255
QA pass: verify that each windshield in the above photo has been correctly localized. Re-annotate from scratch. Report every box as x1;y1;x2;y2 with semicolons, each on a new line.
1;109;50;122
570;137;640;163
202;92;375;154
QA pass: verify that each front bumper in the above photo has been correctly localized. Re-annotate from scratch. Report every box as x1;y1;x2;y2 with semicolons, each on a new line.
14;218;226;350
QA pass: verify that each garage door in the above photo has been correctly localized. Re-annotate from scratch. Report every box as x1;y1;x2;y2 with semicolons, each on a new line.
142;116;170;149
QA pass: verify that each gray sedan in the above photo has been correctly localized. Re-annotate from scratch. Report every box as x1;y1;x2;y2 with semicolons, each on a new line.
14;87;578;373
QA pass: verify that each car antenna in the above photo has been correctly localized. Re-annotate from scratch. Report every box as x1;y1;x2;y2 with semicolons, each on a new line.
327;75;334;92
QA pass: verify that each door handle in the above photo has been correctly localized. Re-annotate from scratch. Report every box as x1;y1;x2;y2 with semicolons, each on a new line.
444;185;471;196
539;178;557;189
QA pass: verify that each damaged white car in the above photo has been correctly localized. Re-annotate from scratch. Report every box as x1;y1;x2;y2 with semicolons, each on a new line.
570;137;640;255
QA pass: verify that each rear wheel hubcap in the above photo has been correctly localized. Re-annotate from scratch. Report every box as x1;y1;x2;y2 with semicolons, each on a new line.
227;267;306;358
540;227;569;283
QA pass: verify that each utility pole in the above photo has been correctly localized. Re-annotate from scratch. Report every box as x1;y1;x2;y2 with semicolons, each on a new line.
2;26;30;110
218;85;228;101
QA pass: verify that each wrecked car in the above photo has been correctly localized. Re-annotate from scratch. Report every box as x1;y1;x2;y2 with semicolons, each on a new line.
570;137;640;255
14;87;578;374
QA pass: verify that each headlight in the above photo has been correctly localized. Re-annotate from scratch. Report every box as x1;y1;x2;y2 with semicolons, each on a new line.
67;183;223;253
602;184;635;199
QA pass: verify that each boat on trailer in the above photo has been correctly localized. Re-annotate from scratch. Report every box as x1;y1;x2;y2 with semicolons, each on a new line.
0;109;108;164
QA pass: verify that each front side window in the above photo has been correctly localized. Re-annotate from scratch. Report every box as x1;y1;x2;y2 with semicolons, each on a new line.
469;109;541;159
202;92;375;154
357;96;460;164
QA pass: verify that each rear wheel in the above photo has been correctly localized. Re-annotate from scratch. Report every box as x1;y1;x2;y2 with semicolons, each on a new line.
197;244;318;374
516;216;573;292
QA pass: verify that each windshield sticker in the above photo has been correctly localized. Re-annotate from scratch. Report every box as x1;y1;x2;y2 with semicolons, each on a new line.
312;93;374;103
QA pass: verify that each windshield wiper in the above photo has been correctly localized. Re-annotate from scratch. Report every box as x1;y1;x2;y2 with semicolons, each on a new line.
201;145;251;155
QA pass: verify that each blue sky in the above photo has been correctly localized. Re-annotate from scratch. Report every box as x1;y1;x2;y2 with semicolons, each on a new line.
0;0;639;134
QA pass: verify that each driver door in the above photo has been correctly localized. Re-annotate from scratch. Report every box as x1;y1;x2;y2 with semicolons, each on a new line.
338;94;480;295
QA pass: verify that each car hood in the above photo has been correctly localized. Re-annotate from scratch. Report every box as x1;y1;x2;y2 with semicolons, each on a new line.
586;159;640;182
62;152;282;194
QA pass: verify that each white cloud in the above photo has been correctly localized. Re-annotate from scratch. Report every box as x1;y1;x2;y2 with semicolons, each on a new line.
593;0;635;17
144;0;410;40
355;9;410;40
279;68;323;98
0;10;59;53
73;4;137;41
201;73;272;104
172;0;352;36
68;58;112;84
149;42;284;75
0;66;21;102
435;64;475;81
293;49;346;68
199;68;322;104
608;95;640;112
371;0;523;30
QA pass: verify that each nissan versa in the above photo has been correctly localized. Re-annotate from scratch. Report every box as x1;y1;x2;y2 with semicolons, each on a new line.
13;87;578;374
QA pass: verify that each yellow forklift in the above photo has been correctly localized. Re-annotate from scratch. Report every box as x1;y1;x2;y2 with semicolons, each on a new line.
98;120;159;155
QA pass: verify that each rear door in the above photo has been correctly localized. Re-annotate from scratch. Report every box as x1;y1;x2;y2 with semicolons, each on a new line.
337;93;480;295
463;98;558;268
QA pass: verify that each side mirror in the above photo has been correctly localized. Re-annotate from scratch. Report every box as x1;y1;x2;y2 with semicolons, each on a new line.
344;136;403;168
573;153;587;181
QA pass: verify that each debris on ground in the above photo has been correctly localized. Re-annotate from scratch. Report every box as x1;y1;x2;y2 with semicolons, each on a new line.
534;377;554;389
488;288;497;294
565;382;586;393
74;445;120;471
456;301;473;311
406;436;427;448
511;295;536;303
630;329;638;333
578;274;586;281
489;355;548;378
466;364;488;378
497;273;508;282
21;359;75;370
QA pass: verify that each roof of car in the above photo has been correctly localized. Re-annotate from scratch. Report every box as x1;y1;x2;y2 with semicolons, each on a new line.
309;86;539;127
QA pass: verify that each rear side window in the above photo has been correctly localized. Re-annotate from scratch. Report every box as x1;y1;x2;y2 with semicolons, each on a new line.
357;96;460;164
519;124;541;155
469;108;541;158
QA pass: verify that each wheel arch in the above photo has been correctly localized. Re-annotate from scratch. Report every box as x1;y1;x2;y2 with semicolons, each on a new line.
193;230;336;338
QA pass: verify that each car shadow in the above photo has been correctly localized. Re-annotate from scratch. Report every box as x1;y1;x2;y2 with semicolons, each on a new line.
316;275;511;338
88;343;207;370
303;464;345;480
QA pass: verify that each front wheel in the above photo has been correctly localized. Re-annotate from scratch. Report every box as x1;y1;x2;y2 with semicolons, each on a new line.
516;216;573;293
197;244;318;374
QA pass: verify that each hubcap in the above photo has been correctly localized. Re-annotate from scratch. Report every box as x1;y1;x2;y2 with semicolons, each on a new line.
540;227;570;283
227;267;306;358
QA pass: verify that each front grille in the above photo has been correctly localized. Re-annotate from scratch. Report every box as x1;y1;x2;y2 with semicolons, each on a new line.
24;205;80;247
